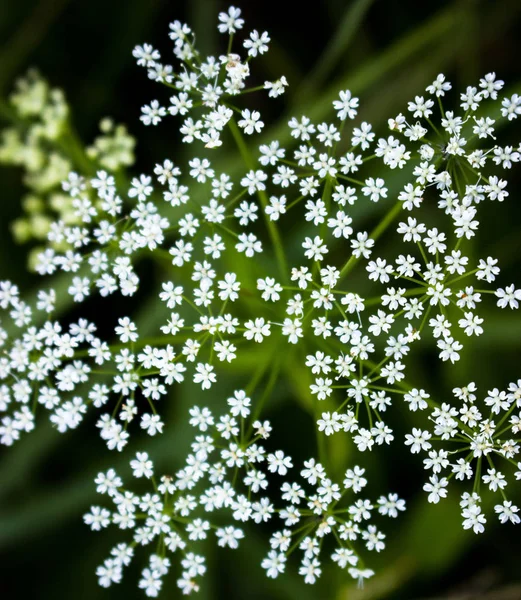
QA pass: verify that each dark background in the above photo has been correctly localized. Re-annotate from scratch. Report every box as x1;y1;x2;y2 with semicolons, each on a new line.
1;0;521;598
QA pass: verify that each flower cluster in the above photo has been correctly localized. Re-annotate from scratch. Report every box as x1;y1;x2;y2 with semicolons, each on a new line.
135;5;287;147
405;381;521;531
86;391;404;595
0;71;135;263
0;4;520;597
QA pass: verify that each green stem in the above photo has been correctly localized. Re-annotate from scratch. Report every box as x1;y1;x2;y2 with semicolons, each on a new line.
339;200;403;280
227;118;289;283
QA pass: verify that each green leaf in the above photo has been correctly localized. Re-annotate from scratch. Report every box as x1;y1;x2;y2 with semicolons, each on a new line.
297;0;376;100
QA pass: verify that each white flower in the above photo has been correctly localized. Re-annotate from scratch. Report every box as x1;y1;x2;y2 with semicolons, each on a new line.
218;6;244;33
244;30;270;57
333;90;359;120
262;551;286;578
238;109;264;135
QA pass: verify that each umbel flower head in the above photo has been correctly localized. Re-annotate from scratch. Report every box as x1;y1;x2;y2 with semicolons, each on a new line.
0;3;520;597
86;391;404;594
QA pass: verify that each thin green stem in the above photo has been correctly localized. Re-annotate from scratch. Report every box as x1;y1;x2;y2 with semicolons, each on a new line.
227;118;289;283
339;200;403;280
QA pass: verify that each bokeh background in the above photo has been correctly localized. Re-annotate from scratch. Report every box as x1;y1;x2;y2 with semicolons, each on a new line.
1;0;521;598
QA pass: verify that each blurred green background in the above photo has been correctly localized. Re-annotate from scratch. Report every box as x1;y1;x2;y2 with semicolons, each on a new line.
1;0;521;598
